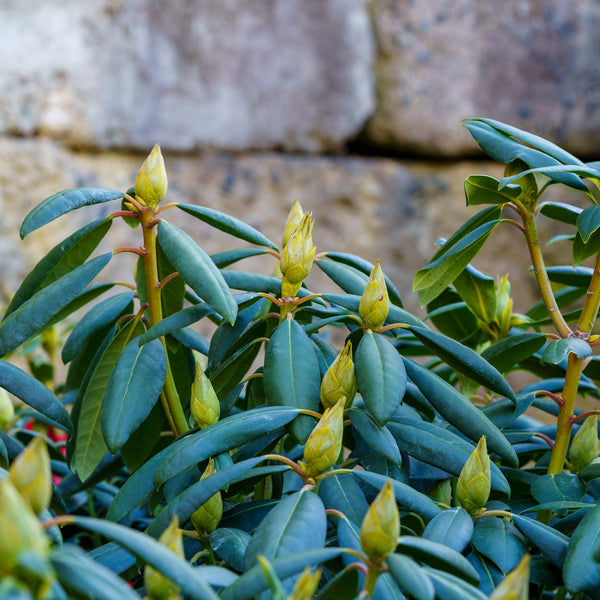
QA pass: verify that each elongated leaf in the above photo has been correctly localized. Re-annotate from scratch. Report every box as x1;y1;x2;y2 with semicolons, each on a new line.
423;567;487;600
318;471;370;525
62;292;135;363
210;528;251;572
386;419;510;495
316;259;369;296
480;393;535;429
177;203;278;250
453;265;496;323
541;338;592;365
577;205;600;243
355;332;406;426
539;201;582;225
422;508;473;553
481;333;546;373
563;505;600;592
464;175;521;206
546;265;592;287
500;164;600;190
316;568;360;600
386;554;435;600
157;221;237;324
221;271;283;295
0;361;72;433
403;359;517;466
0;253;112;358
410;326;516;402
73;516;219;600
139;306;213;348
211;248;268;268
263;318;320;443
352;470;441;520
154;407;300;486
348;407;401;464
531;473;586;506
471;517;526;574
101;337;166;454
512;515;568;569
20;188;123;237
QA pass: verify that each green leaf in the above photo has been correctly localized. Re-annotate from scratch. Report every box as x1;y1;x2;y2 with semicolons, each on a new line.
315;259;369;296
480;333;546;373
387;419;510;495
572;229;600;267
157;221;237;324
512;514;569;569
20;188;123;237
464;174;522;206
317;471;370;525
51;545;140;600
0;253;112;358
403;359;518;466
422;508;473;553
6;218;112;317
500;164;600;190
315;568;360;600
263;318;321;443
177;203;279;251
347;407;401;464
210;528;251;572
546;265;592;287
453;265;496;323
139;304;214;346
355;332;406;426
154;407;301;486
386;554;435;600
221;271;283;295
577;205;600;242
541;338;592;365
211;248;268;268
531;473;586;506
101;337;166;454
73;516;220;600
410;326;516;402
423;567;487;600
563;504;600;592
0;360;72;433
480;393;535;429
471;517;526;574
352;470;442;520
62;292;135;363
74;320;144;481
539;201;582;225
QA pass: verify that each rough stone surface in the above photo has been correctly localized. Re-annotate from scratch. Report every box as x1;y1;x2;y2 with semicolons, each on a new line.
0;0;374;152
366;0;600;156
0;137;582;318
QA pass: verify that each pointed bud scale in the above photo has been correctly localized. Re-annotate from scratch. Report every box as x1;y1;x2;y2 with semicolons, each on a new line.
144;515;184;600
135;143;168;208
0;388;14;430
320;341;356;410
360;479;400;563
279;213;316;297
359;261;389;331
489;554;530;600
495;275;513;339
191;458;223;535
282;199;304;248
456;436;491;515
288;567;322;600
300;398;345;478
570;415;598;474
8;436;52;516
190;363;220;430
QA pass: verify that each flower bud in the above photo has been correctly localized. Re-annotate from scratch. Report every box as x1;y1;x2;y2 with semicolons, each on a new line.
456;436;491;515
135;143;168;208
0;479;49;577
320;341;356;410
360;479;400;562
287;567;321;600
495;275;513;339
489;553;530;600
0;388;14;430
190;363;220;430
8;436;52;516
191;459;223;535
282;199;304;248
300;398;345;478
359;261;389;331
144;515;184;600
570;415;598;474
280;213;315;297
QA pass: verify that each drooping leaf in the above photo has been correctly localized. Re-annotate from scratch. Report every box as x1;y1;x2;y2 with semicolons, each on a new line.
422;508;474;553
423;567;487;600
211;248;268;268
576;205;600;243
157;221;237;324
210;528;252;572
545;265;592;288
541;338;592;365
20;187;123;237
563;504;600;593
138;304;214;347
464;174;522;206
386;553;435;600
531;473;586;506
317;471;370;525
480;333;546;373
263;318;320;443
539;201;582;225
316;568;360;600
0;254;112;358
470;517;526;574
512;514;568;569
452;265;496;323
573;229;600;267
315;259;369;296
347;407;401;464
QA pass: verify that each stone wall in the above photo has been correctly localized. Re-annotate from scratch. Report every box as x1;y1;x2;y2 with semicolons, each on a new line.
0;0;596;315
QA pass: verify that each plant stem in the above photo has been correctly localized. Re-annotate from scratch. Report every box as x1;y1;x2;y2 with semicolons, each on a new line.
363;564;380;597
140;208;188;436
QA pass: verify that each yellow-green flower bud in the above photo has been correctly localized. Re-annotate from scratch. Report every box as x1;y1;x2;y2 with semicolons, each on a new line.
456;436;491;515
280;213;316;297
0;388;14;430
360;479;400;563
570;415;598;474
300;398;345;478
287;567;321;600
489;553;530;600
282;199;304;248
144;515;184;600
191;459;223;535
8;436;52;516
190;363;220;430
135;143;168;208
320;341;356;410
0;479;49;577
359;261;389;331
495;275;513;339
